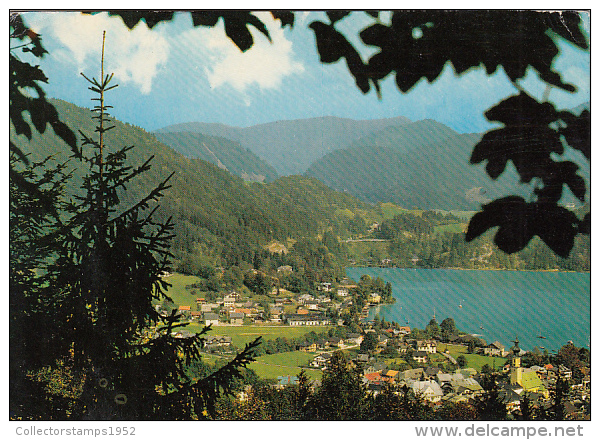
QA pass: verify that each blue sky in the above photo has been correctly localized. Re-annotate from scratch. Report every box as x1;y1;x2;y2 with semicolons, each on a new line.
21;10;590;134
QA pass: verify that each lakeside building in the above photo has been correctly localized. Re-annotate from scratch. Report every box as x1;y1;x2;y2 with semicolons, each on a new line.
509;336;549;398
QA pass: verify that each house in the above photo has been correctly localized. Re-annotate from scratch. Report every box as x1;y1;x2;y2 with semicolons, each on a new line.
203;312;220;326
346;333;363;345
273;375;298;389
484;341;507;357
200;303;216;313
172;329;194;339
452;376;484;397
369;222;380;232
413;350;428;363
436;372;453;387
363;371;385;384
229;312;244;325
298;341;318;352
234;307;256;318
317;295;331;303
382;369;399;382
277;265;293;274
196;297;206;305
416;339;437;353
297;294;314;305
311;352;333;369
401;368;425;382
559;365;573;380
305;300;320;310
368;292;381;304
285;314;330;326
545;364;557;380
336;287;349;297
412;380;444;403
378;335;389;347
363;361;388;375
397;341;410;354
178;305;191;317
354;353;371;365
328;337;345;349
530;365;547;378
204;335;232;349
423;367;442;380
223;296;236;309
398;326;411;335
190;311;203;320
319;282;332;292
499;387;522;413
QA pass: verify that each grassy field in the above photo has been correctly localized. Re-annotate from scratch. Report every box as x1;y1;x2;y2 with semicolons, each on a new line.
345;240;390;261
185;324;333;348
439;343;505;372
161;273;205;307
433;223;467;235
249;351;322;380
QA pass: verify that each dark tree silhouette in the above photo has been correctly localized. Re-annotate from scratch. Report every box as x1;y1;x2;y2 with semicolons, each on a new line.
11;11;590;257
307;10;590;258
10;29;261;420
9;13;78;163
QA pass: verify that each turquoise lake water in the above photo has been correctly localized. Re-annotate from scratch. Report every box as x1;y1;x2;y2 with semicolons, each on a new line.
346;268;591;352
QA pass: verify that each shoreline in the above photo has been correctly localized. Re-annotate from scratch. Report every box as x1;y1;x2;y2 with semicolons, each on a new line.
345;265;590;275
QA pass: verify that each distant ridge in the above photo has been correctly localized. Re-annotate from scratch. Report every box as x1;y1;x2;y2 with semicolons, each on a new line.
10;99;371;267
154;131;279;182
305;117;588;211
155;115;412;176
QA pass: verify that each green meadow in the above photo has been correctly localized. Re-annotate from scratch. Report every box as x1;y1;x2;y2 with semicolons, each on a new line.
439;343;505;372
249;352;322;380
186;323;333;348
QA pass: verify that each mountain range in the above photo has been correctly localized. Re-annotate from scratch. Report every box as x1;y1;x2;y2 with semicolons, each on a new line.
11;98;590;272
10;99;371;269
154;115;411;177
156;108;589;211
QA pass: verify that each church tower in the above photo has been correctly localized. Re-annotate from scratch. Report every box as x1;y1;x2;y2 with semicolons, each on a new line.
510;336;522;386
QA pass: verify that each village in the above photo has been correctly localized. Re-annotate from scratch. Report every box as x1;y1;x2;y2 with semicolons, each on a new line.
155;273;591;420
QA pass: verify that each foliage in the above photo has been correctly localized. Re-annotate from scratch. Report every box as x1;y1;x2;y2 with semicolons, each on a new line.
9;13;77;165
11;33;261;420
474;373;508;421
360;332;379;353
9;154;74;419
307;10;589;257
425;318;441;338
440;317;458;340
154;130;279;183
303;351;371;420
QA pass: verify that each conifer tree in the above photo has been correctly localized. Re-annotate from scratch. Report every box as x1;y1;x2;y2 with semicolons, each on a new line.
39;32;260;420
9;153;75;419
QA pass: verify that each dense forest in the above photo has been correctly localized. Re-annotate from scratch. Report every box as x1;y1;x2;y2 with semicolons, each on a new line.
10;98;590;276
367;211;590;272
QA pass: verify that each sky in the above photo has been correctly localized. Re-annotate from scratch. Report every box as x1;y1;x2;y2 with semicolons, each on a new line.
20;10;591;134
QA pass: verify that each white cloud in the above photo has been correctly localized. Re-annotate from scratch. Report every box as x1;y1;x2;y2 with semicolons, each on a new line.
25;12;169;94
183;12;305;92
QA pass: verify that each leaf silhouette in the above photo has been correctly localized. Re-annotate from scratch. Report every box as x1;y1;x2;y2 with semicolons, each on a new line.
466;197;581;257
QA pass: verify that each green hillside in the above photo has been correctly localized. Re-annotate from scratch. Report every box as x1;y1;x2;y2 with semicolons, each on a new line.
156;115;412;176
10;99;369;271
305;119;589;211
11;99;589;274
154;130;279;182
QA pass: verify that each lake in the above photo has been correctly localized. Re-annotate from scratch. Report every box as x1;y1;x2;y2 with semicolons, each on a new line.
345;267;591;352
